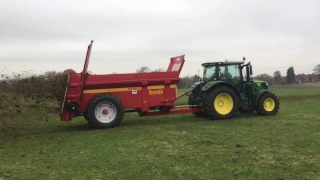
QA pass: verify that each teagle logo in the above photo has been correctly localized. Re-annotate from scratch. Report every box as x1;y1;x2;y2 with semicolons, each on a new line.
148;89;163;95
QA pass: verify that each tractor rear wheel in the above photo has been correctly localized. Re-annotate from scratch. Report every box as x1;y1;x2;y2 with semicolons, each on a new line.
188;86;206;117
86;93;124;129
193;111;207;117
256;91;280;116
204;86;238;119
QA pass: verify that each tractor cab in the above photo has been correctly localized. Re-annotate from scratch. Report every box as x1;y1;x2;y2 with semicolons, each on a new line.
202;61;243;89
202;57;252;84
200;57;255;93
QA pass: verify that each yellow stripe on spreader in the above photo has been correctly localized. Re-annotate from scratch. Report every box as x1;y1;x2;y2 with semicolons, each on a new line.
83;87;141;94
147;85;164;89
147;85;176;89
83;85;177;94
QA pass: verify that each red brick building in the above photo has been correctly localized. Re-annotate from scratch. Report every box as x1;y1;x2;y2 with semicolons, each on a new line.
295;73;320;83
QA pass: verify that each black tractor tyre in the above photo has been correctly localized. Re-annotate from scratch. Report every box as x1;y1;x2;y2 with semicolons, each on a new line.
85;93;124;129
188;86;206;117
193;111;207;117
256;91;280;116
203;86;238;120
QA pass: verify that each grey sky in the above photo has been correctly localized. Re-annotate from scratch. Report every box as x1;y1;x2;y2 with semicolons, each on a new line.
1;0;319;78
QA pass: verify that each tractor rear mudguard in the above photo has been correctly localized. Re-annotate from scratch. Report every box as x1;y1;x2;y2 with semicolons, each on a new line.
201;81;239;94
201;81;242;107
251;89;268;108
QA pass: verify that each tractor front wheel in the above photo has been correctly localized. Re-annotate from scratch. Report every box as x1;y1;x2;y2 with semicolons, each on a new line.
256;92;280;116
204;86;238;119
86;94;124;129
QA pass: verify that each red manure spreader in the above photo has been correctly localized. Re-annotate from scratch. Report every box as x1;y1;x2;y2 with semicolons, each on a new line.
60;41;199;128
60;41;279;129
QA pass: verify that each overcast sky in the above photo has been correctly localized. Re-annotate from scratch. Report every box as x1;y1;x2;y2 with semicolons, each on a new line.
0;0;319;78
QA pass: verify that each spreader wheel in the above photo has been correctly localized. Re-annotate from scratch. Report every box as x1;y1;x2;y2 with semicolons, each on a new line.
204;86;238;119
83;111;92;124
256;91;280;116
86;94;124;129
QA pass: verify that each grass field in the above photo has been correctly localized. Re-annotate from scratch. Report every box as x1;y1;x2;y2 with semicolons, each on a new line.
1;86;320;179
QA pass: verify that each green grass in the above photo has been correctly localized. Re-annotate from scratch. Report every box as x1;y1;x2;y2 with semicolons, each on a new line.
1;86;320;179
269;86;320;97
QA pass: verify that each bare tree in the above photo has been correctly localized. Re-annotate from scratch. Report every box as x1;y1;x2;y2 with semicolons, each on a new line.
254;73;273;85
313;64;320;75
151;68;165;72
136;66;151;73
274;70;282;85
62;69;75;74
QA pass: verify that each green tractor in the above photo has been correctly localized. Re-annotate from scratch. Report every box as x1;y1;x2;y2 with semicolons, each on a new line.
188;57;280;119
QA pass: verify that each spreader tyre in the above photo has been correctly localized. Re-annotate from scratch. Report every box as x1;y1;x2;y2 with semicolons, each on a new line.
86;94;124;129
83;111;92;124
256;91;280;116
204;86;238;119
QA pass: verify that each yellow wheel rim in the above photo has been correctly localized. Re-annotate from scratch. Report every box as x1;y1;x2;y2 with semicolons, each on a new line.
263;98;275;111
214;93;233;115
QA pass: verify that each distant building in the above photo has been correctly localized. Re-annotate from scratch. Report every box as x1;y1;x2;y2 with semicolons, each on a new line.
295;74;306;83
307;74;315;82
295;73;320;83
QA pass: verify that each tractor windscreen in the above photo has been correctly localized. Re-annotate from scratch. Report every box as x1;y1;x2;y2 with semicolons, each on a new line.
203;66;217;81
203;64;241;82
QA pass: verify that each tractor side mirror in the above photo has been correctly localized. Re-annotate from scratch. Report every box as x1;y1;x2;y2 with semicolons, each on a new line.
250;65;253;75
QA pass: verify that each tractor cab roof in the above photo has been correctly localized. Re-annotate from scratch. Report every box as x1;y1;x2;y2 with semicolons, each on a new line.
201;61;244;67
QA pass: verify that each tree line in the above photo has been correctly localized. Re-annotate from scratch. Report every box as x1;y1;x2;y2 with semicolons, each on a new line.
255;64;320;85
3;63;316;93
135;64;320;88
254;67;294;86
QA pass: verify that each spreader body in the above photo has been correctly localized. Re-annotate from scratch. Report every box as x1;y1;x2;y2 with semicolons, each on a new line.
60;41;199;124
